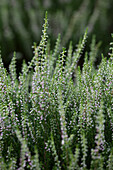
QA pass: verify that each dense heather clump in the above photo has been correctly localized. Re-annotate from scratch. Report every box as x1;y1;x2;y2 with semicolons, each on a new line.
0;12;113;169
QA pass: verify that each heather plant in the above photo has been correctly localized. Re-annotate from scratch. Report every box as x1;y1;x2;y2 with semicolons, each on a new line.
0;12;113;170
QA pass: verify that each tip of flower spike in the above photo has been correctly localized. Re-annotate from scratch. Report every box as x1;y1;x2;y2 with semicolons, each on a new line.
13;51;16;57
45;11;48;20
85;27;88;34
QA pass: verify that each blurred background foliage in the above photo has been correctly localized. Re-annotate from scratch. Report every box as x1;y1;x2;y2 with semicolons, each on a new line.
0;0;113;70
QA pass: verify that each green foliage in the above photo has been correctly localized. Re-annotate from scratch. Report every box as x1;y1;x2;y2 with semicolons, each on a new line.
0;0;113;68
0;12;113;170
